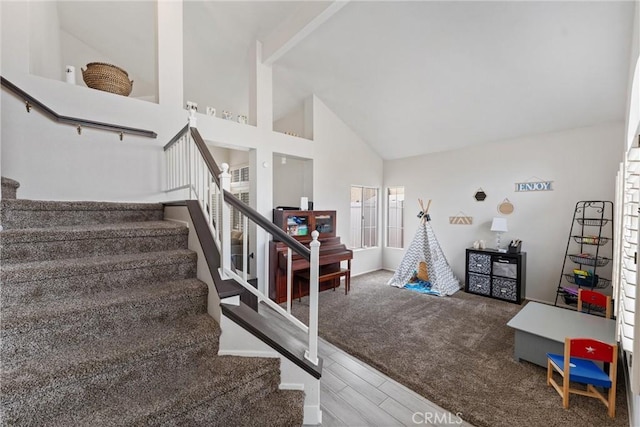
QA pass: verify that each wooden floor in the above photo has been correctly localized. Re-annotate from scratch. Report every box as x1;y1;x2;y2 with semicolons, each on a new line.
307;338;474;427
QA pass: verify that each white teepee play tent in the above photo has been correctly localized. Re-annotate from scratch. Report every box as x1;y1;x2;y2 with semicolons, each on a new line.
388;199;460;296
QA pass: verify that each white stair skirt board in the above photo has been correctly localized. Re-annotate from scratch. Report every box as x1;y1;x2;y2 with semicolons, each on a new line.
218;313;322;425
280;357;322;425
220;295;240;306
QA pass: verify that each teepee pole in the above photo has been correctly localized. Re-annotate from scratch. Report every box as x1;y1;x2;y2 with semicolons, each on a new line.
418;198;432;224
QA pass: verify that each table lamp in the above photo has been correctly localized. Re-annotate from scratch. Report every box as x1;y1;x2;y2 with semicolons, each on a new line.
491;217;508;252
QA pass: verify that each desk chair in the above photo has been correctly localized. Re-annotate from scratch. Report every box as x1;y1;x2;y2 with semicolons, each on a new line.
547;337;618;418
578;289;612;319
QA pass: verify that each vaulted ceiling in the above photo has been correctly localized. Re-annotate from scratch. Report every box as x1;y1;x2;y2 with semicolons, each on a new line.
57;1;635;160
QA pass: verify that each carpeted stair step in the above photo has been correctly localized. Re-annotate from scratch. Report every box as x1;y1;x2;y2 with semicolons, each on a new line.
229;388;305;427
1;177;20;200
1;314;219;401
171;388;305;427
37;351;284;426
0;221;188;264
0;199;164;229
1;314;225;424
0;191;306;425
1;278;208;361
1;249;197;306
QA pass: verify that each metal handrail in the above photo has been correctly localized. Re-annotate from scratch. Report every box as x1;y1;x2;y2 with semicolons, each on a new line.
1;76;157;139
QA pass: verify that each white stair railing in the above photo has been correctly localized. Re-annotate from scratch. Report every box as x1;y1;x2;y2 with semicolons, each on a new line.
164;118;321;365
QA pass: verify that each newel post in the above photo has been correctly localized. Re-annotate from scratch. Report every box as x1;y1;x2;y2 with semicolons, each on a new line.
188;107;197;128
219;162;232;278
305;230;321;365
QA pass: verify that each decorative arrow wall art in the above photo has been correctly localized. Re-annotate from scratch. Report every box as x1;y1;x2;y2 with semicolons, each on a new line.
449;212;473;225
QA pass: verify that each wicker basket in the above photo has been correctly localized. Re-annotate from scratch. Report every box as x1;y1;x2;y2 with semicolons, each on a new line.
81;62;133;96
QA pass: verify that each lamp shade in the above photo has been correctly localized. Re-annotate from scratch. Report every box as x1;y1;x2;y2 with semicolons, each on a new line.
490;217;508;233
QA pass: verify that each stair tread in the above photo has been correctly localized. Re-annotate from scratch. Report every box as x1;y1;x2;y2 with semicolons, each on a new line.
164;388;305;427
0;221;187;243
237;388;306;426
44;348;282;427
1;314;220;392
1;249;196;282
2;278;207;329
1;199;163;211
0;196;305;425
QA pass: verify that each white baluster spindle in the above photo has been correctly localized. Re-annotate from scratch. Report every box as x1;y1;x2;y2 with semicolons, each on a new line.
286;247;293;314
305;230;321;365
219;162;232;279
242;215;249;281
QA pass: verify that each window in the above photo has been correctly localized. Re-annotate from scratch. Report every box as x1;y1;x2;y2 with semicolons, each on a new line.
387;187;404;248
615;146;640;393
350;186;378;249
229;164;249;231
232;192;249;231
231;166;249;184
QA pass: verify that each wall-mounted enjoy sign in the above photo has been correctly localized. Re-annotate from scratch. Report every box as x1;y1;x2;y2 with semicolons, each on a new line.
515;180;553;192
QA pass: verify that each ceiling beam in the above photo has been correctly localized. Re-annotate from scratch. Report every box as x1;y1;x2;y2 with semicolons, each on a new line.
262;1;349;66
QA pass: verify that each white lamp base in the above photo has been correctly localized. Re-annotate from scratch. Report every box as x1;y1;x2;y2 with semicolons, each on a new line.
495;232;506;252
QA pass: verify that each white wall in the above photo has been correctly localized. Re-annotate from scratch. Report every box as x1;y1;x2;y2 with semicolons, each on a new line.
1;1;29;75
272;155;312;208
206;144;250;170
229;149;249;167
1;72;186;202
312;96;384;276
15;1;158;101
182;2;250;120
60;31;156;101
273;105;306;138
193;95;385;276
626;0;640;152
207;145;231;167
29;1;62;80
384;123;623;303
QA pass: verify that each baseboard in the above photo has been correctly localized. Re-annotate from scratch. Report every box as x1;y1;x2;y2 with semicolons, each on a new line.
303;404;322;426
351;267;387;278
221;295;240;306
279;383;305;391
623;351;638;427
522;296;554;305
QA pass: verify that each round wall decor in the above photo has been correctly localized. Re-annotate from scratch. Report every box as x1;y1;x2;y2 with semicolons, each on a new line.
498;198;514;215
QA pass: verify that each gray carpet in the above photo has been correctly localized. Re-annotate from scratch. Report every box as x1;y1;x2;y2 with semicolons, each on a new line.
290;270;629;427
1;192;304;426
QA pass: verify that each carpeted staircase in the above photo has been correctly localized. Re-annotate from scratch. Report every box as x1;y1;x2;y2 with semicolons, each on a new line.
0;180;304;426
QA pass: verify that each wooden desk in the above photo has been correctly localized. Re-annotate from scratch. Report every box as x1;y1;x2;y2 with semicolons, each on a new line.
506;302;616;367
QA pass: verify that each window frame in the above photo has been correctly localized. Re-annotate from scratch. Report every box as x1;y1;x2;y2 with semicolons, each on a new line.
350;185;379;250
386;186;405;249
